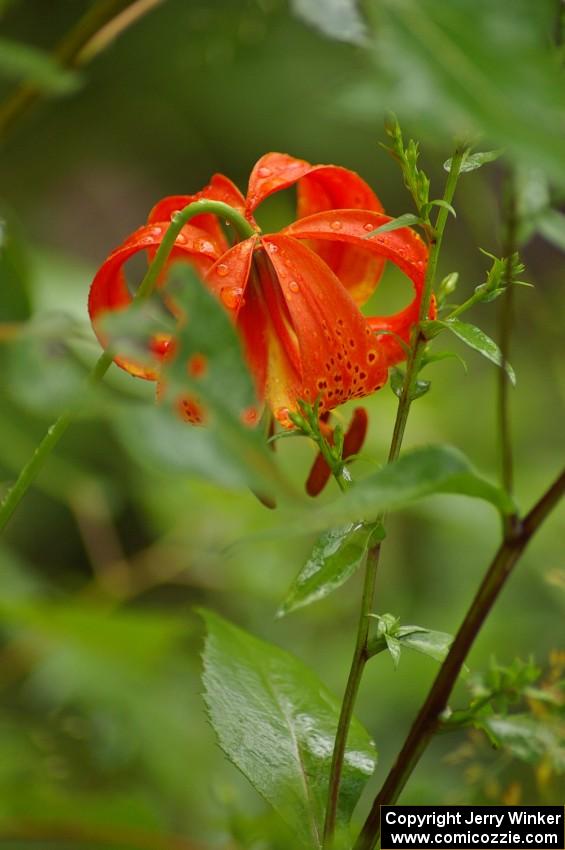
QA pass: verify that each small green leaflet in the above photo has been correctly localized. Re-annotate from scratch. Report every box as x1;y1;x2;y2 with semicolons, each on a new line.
363;213;422;238
390;366;431;400
278;522;385;617
366;616;455;668
200;610;376;848
444;150;504;174
440;318;516;385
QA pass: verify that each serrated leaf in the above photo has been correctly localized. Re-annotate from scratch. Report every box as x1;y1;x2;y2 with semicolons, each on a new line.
364;213;422;237
200;610;376;847
444;149;504;174
278;522;381;617
0;37;80;93
443;318;516;385
282;445;514;538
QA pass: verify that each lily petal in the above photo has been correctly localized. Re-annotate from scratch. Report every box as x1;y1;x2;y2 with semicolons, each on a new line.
262;235;388;425
247;153;384;304
204;237;270;401
148;174;248;252
88;222;220;378
283;210;429;364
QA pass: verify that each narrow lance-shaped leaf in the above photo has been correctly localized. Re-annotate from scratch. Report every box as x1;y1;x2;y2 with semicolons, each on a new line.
278;522;385;617
200;610;376;848
442;318;516;385
364;212;422;238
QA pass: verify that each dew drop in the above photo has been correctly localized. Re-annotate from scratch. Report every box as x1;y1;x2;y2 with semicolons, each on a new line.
267;243;278;253
199;239;215;253
289;280;299;293
330;220;342;231
363;223;374;232
258;166;272;178
220;286;243;309
216;262;229;277
176;232;188;244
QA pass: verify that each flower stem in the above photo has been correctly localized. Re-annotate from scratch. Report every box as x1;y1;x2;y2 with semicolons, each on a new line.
322;148;466;847
354;467;565;850
498;175;517;499
0;200;253;534
387;146;467;463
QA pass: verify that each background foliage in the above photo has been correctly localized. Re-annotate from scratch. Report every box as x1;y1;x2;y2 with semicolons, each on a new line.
0;0;563;847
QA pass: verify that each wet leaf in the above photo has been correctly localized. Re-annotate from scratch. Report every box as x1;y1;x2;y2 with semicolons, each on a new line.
200;610;376;848
278;522;384;617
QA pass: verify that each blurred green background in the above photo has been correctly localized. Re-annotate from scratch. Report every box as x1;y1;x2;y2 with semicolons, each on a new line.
0;0;563;847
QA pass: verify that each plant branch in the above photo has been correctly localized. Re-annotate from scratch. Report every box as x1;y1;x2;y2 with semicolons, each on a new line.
354;466;565;850
0;200;254;534
0;0;163;140
322;147;466;846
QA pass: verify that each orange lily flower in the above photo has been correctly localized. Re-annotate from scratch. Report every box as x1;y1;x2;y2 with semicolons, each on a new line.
89;153;430;490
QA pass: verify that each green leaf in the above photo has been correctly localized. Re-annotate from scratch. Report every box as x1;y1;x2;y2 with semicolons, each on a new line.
390;366;431;400
385;634;401;669
443;318;516;385
419;350;468;373
278;522;384;617
444;149;504;174
0;37;80;93
200;610;376;847
115;265;289;498
479;715;565;770
289;0;367;45
537;209;565;252
283;445;514;537
364;213;422;237
422;199;457;217
396;627;454;662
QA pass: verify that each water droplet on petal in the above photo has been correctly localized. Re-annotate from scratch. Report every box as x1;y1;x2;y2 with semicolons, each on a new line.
330;220;342;231
258;166;272;178
220;286;243;309
176;232;188;245
149;225;163;238
289;280;299;293
199;239;215;253
363;223;374;232
216;262;229;277
267;243;278;253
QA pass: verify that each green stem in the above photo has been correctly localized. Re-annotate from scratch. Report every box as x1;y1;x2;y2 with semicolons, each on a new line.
0;201;254;534
498;176;517;500
322;540;381;846
387;147;466;463
354;467;565;850
322;146;466;847
0;0;162;140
